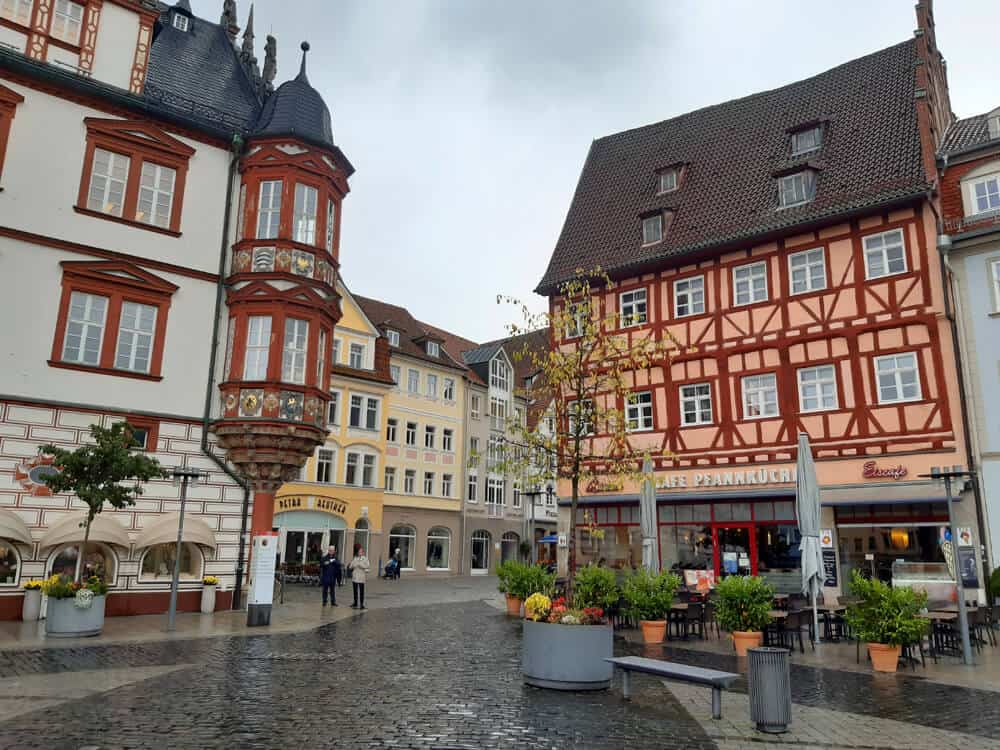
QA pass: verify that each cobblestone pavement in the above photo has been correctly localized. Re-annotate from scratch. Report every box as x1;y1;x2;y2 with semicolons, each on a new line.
0;602;715;749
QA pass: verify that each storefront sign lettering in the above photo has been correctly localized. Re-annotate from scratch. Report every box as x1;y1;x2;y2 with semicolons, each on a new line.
275;495;348;516
861;461;907;481
656;467;796;490
586;478;624;493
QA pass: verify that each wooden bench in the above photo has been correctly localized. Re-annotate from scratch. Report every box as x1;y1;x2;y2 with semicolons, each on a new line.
605;656;739;719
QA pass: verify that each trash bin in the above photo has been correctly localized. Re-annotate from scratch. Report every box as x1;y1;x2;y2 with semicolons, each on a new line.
747;647;791;733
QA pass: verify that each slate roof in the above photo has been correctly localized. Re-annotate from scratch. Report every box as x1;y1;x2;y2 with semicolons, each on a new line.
354;295;468;372
537;40;930;293
145;4;261;131
940;112;1000;156
420;322;485;385
252;46;335;148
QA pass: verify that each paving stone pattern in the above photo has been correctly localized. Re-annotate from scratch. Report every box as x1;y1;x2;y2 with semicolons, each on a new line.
0;603;716;750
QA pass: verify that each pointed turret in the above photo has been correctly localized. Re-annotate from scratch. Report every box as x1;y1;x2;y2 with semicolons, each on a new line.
240;4;256;64
221;0;239;43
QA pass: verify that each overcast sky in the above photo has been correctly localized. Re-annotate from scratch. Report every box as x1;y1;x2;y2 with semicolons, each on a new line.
192;0;998;343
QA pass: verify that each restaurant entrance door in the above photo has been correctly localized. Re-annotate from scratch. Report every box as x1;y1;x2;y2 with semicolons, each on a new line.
714;525;756;578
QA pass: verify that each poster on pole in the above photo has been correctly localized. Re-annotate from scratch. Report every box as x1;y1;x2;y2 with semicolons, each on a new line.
822;549;838;587
249;532;278;606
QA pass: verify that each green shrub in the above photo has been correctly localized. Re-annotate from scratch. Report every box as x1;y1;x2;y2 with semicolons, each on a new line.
497;561;555;599
714;575;774;633
989;567;1000;603
621;568;682;622
843;570;929;646
573;564;620;610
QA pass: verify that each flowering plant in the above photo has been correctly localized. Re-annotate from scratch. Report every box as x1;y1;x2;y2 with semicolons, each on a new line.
22;580;44;591
524;593;606;626
524;592;551;621
40;574;108;600
203;576;219;586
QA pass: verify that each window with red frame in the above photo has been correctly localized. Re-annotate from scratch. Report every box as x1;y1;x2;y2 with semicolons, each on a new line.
0;83;24;184
50;261;178;380
76;118;195;235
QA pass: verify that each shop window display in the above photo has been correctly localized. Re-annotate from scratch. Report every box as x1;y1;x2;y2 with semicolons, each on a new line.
49;542;117;583
0;540;20;585
140;542;201;581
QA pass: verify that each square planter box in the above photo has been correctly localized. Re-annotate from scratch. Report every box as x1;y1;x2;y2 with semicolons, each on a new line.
45;595;106;638
521;619;613;690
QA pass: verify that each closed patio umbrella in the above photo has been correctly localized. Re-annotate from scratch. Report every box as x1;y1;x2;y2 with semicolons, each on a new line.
640;455;659;572
796;432;824;643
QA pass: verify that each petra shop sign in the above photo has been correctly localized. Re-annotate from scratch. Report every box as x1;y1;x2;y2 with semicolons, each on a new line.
862;461;908;481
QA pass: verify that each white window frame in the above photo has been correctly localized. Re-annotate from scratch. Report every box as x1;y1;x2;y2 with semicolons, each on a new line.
487;477;505;507
386;330;400;347
733;261;768;305
405;421;417;446
390;364;400;386
407;369;420;394
674;276;705;317
619;288;648;327
790;126;822;156
51;0;83;45
657;167;679;194
384;466;396;493
466;472;478;502
316;448;334;483
679;383;713;426
424;425;436;449
427;341;440;357
62;291;108;366
863;229;907;280
316;329;327;388
348;394;380;431
626;391;654;431
443;377;456;401
741;373;778;420
567;398;593;436
345;450;377;487
442;428;453;452
114;301;157;374
874;352;922;404
512;482;522;509
332;338;342;365
471;394;481;420
136;162;176;228
991;259;1000;313
423;471;435;496
328;390;341;425
243;315;271;380
970;174;1000;216
404;469;416;494
325;199;335;252
426;373;438;398
292;183;318;244
87;148;130;217
281;318;309;384
348;343;365;369
788;247;827;295
442;473;453;498
778;171;814;208
386;417;398;442
797;364;839;413
490;358;510;390
642;214;663;245
256;180;282;239
564;301;587;338
0;0;34;26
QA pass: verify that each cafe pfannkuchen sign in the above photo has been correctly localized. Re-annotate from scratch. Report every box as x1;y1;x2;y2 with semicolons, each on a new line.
656;466;797;491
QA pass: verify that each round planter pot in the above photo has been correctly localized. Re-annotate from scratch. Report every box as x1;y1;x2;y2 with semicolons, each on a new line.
45;595;105;638
732;630;764;657
868;643;902;673
201;585;217;614
522;619;613;690
21;589;42;622
640;619;667;644
505;594;523;617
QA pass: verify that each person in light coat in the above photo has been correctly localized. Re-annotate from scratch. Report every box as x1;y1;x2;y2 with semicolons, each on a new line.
349;543;371;609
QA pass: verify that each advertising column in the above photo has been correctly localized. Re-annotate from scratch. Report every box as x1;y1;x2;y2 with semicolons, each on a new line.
248;531;278;626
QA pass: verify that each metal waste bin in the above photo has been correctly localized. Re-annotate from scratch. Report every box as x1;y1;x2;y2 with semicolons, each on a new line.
747;647;791;733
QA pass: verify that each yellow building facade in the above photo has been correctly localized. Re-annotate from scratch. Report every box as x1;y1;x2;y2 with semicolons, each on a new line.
274;283;392;572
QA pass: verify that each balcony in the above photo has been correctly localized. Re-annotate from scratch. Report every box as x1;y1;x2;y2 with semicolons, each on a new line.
486;502;505;519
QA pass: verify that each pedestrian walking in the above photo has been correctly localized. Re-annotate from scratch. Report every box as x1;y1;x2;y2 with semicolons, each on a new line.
349;543;370;609
319;545;340;607
393;547;402;580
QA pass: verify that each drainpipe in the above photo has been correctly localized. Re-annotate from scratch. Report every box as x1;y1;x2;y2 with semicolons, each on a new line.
200;133;251;610
937;231;991;577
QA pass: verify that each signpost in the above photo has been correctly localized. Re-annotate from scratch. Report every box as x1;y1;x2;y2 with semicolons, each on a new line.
247;531;278;627
167;466;206;632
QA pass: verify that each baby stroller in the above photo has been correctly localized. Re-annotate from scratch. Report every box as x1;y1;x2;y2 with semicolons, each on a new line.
383;558;399;580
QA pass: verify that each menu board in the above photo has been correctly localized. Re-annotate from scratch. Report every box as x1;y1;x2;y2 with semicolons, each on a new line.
958;547;979;588
822;549;838;588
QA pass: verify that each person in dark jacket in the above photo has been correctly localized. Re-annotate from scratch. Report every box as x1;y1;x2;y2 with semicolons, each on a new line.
319;545;341;606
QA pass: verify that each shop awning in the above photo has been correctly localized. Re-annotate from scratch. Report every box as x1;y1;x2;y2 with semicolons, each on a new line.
820;482;954;506
0;508;32;545
39;513;131;549
135;513;218;550
538;535;558;544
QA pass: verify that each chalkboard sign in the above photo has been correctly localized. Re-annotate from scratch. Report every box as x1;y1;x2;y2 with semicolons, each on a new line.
822;549;838;588
958;547;979;588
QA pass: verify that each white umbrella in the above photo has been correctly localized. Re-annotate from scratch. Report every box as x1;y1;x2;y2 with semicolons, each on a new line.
640;455;659;572
796;432;824;644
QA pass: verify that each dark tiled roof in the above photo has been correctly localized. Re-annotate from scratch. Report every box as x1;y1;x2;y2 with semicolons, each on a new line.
330;363;395;387
354;295;467;372
252;47;335;149
940;112;1000;156
538;40;930;293
145;5;261;131
462;342;504;366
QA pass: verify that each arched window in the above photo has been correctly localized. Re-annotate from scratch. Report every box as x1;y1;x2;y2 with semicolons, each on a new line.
426;527;451;570
48;542;118;584
139;543;203;582
471;529;491;573
389;524;416;569
0;540;21;586
354;518;369;555
501;531;520;563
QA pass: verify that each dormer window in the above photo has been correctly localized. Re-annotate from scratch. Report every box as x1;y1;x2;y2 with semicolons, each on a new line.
778;171;815;208
657;167;679;194
426;341;440;357
989;115;1000;141
790;125;822;156
641;214;663;245
386;329;399;347
172;13;190;31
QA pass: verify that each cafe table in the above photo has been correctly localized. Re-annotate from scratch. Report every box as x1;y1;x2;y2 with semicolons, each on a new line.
814;604;848;641
917;611;959;659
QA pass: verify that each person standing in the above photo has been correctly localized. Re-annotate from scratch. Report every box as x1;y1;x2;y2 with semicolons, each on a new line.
393;547;403;580
349;543;370;609
319;545;340;607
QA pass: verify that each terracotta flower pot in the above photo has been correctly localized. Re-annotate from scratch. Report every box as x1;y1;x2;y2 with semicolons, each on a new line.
732;630;763;656
505;594;524;616
640;619;667;644
868;643;902;673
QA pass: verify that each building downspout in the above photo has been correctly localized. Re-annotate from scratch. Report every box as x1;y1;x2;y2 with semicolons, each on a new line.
937;227;991;576
200;134;251;610
458;381;470;575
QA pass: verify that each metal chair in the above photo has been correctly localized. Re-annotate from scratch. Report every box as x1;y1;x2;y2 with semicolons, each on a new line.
679;602;705;640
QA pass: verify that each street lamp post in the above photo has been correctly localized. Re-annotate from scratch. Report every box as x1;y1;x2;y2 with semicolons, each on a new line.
167;466;205;632
919;466;975;666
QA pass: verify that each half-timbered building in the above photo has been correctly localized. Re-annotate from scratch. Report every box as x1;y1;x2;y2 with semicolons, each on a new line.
538;1;986;600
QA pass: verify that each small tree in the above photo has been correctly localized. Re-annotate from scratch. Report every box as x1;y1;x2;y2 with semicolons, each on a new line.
497;268;679;601
40;422;166;582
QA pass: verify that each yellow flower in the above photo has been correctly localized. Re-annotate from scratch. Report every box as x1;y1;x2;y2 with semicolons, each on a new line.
524;592;551;622
203;576;219;586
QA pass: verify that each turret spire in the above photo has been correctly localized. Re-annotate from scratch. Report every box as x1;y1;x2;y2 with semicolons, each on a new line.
240;4;256;64
298;41;310;82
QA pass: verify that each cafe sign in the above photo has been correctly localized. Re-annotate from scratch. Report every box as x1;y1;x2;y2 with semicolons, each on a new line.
275;495;348;516
861;461;907;481
657;467;797;490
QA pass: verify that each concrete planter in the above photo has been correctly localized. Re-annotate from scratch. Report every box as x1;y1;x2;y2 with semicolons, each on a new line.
201;585;217;614
522;619;613;691
21;589;41;622
45;595;105;638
